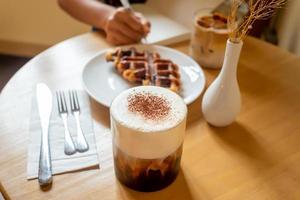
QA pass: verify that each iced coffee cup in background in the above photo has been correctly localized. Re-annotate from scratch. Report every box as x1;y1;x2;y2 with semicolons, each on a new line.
190;9;229;69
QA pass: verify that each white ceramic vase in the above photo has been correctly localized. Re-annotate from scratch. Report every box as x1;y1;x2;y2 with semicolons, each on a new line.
202;39;243;127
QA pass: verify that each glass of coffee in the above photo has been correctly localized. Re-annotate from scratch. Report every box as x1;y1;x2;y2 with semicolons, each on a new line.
110;86;187;192
190;9;229;69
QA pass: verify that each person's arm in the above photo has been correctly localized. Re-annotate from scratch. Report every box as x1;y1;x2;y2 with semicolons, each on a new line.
58;0;150;45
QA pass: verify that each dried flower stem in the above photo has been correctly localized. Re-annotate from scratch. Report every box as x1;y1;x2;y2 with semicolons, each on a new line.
228;0;286;43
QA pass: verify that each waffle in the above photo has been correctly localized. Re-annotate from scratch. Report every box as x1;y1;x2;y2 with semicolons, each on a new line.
106;47;181;93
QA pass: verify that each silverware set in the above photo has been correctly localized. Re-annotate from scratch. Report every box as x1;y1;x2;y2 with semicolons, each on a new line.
56;90;89;155
36;83;89;186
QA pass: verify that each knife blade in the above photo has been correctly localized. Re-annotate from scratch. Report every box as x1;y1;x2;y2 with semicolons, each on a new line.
36;83;53;186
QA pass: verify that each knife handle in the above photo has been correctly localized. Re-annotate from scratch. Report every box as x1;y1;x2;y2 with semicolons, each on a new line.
38;121;52;186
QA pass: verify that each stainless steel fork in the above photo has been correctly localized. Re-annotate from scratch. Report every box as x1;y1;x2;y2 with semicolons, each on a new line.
69;90;89;153
56;91;76;155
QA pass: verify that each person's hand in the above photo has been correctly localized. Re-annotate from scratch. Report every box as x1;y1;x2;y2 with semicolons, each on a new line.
104;7;150;45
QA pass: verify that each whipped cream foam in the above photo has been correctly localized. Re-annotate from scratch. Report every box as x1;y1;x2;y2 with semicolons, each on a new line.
110;86;187;159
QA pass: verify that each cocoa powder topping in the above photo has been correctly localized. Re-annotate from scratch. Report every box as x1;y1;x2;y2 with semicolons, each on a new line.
127;92;171;120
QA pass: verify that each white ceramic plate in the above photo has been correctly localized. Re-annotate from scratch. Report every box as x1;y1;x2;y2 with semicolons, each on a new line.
82;44;205;107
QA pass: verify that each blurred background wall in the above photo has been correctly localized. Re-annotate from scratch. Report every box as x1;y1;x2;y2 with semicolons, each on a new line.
0;0;90;56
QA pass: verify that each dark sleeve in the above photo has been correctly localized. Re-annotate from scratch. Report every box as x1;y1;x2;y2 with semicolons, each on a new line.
103;0;147;7
129;0;147;3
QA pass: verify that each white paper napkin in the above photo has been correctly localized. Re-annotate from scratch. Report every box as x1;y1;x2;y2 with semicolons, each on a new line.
27;90;99;180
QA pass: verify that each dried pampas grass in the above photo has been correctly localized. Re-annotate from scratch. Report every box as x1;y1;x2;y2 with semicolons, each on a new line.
228;0;287;43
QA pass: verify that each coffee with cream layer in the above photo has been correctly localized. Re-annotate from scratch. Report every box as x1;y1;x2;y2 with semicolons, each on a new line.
110;86;187;159
110;86;187;191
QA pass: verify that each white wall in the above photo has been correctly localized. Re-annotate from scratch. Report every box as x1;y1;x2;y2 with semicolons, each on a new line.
0;0;90;47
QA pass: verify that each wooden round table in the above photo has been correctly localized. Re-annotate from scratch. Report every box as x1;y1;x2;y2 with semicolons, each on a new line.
1;33;300;200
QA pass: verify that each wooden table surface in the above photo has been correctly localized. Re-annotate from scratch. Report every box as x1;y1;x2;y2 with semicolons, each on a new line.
0;32;300;200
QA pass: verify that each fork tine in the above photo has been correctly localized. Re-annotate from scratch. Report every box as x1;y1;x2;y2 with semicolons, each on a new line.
74;90;80;110
56;91;61;113
62;91;68;112
59;91;65;112
72;90;77;110
69;90;74;111
70;90;73;108
58;91;62;112
59;91;63;112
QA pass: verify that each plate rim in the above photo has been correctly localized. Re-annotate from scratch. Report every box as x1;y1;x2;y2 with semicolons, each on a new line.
81;44;206;107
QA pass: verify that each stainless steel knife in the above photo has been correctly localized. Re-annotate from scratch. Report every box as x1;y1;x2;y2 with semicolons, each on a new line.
36;83;53;186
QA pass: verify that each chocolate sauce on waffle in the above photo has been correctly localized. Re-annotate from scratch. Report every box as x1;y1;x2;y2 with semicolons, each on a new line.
106;48;181;92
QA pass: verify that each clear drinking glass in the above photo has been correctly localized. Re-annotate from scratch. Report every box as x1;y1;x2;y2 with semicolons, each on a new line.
110;86;187;192
190;8;229;69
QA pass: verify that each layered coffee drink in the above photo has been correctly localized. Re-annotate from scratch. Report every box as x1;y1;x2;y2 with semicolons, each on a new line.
190;10;229;69
110;86;187;192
